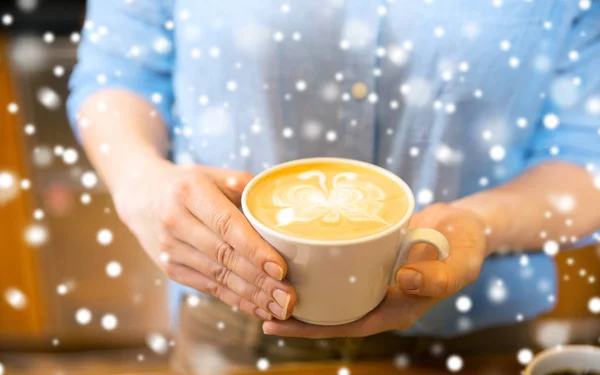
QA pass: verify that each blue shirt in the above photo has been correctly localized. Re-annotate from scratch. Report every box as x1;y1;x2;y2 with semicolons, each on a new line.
67;0;600;337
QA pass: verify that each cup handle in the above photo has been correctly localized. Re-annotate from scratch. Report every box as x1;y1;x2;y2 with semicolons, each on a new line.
390;228;450;285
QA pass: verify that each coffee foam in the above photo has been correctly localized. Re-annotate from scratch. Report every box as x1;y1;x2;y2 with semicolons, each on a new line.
246;161;408;241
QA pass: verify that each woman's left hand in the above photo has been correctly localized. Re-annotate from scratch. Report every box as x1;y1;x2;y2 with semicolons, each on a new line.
262;203;489;338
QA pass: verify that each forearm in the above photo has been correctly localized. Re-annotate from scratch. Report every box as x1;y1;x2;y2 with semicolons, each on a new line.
453;161;600;254
75;89;171;196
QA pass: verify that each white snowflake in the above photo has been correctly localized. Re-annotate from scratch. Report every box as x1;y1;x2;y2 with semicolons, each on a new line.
589;297;600;314
549;194;575;213
97;229;113;246
57;284;69;295
417;189;434;205
517;348;533;365
147;333;168;354
488;279;508;304
43;32;55;43
579;0;592;10
209;47;220;58
499;40;511;51
489;145;505;161
25;224;48;246
66;32;80;45
326;130;338;142
4;287;27;310
240;146;251;158
81;171;98;189
516;117;528;128
586;97;600;115
2;14;13;25
292;32;302;41
349;276;357;284
256;358;270;371
282;127;294;138
101;314;118;331
226;80;238;92
8;102;19;113
568;50;579;61
75;308;92;325
543;240;559;256
62;148;78;164
388;45;408;66
106;261;122;278
446;355;463;372
509;57;520;68
338;367;350;375
479;177;489;187
543;113;559;129
273;31;285;42
433;26;445;38
455;296;472;313
295;80;307;92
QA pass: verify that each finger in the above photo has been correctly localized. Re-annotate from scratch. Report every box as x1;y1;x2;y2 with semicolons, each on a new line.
168;238;292;320
396;217;486;298
164;260;272;320
263;288;434;338
167;210;297;317
185;177;288;281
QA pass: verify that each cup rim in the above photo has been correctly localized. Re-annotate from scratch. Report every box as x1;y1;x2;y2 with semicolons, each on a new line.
524;345;600;375
241;157;416;246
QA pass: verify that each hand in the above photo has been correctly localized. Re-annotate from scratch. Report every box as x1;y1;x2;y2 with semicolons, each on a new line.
262;203;487;337
113;158;296;321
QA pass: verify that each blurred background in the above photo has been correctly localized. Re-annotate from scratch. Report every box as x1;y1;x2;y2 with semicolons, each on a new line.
0;0;171;373
0;1;600;374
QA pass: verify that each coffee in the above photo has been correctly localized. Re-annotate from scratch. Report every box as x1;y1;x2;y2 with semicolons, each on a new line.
245;161;408;241
547;371;600;375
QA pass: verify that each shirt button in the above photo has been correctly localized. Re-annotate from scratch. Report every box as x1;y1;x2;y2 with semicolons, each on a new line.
351;82;368;100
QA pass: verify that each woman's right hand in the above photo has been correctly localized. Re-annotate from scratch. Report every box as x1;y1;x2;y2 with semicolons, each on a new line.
112;158;296;321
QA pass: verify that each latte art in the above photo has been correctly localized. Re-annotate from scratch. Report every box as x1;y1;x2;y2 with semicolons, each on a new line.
245;161;409;241
273;170;390;226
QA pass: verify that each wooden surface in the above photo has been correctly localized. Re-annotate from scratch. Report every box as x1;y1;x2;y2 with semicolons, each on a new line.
0;349;523;375
0;36;46;337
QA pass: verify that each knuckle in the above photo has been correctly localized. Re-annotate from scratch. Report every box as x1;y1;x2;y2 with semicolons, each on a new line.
163;261;178;279
167;178;190;202
215;241;235;268
204;282;221;300
237;171;254;185
157;235;174;253
252;272;269;291
433;273;451;296
248;288;263;306
212;210;235;238
212;264;231;285
159;209;179;231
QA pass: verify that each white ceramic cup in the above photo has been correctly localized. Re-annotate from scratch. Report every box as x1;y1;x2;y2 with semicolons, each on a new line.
241;157;450;325
525;345;600;375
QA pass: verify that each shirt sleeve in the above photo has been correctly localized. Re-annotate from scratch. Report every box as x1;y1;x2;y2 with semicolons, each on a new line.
66;0;175;140
525;4;600;171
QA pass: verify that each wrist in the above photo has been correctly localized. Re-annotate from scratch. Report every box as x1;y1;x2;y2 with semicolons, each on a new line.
111;151;173;202
451;191;513;255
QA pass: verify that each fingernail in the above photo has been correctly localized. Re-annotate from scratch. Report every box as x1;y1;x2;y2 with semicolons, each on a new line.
397;269;422;291
255;308;272;321
273;289;291;312
268;301;286;320
262;321;273;335
264;262;284;281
